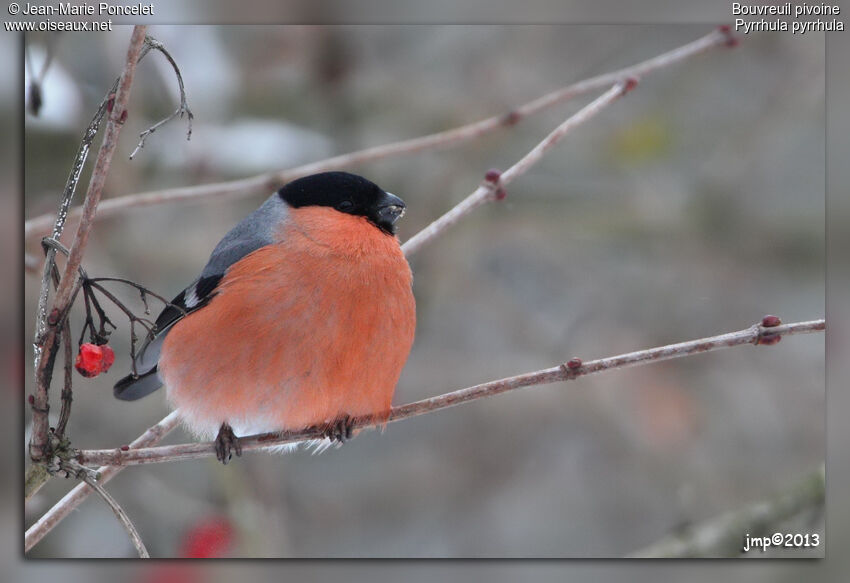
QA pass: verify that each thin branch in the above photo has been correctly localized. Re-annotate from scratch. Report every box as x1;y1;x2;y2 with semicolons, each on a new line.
629;465;824;558
61;460;150;558
29;26;148;465
32;80;117;352
129;35;193;160
42;255;74;438
25;411;181;553
88;277;184;314
56;319;73;438
30;86;116;459
73;319;824;467
402;80;635;256
24;28;733;243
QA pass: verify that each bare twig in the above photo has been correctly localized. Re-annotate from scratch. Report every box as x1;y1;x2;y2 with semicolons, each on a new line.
629;465;824;558
41;254;74;439
129;35;193;160
61;460;150;558
31;85;117;458
402;80;636;256
29;26;148;465
73;319;824;467
24;28;733;243
25;411;181;553
56;318;74;438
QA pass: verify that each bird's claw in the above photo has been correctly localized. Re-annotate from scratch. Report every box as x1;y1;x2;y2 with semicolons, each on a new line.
215;422;242;464
324;414;354;444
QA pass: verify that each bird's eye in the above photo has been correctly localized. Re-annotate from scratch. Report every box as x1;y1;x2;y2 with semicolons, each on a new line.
336;200;354;212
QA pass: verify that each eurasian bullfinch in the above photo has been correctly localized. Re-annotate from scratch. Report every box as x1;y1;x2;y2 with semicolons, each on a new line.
114;172;416;463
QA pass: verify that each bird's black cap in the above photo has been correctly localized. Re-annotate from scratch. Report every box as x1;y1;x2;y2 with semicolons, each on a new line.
278;172;405;235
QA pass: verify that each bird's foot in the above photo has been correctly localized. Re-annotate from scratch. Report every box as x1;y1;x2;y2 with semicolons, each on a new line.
215;422;242;464
323;414;354;444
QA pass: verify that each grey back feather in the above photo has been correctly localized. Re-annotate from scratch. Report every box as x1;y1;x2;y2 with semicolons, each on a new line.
201;194;289;278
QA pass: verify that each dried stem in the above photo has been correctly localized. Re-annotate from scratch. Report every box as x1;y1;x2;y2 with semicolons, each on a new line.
73;319;824;467
43;255;74;439
29;26;148;465
25;411;181;553
24;28;733;244
61;460;150;558
629;465;824;558
31;87;116;454
129;35;193;160
402;80;635;256
56;319;73;438
88;277;182;315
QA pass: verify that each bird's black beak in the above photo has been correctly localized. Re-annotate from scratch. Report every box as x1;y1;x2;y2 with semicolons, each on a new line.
375;192;406;232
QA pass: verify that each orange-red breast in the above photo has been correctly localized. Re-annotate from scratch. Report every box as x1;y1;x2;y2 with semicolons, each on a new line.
114;172;416;462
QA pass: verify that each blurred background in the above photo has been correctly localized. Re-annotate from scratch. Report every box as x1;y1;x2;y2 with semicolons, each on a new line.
22;25;824;559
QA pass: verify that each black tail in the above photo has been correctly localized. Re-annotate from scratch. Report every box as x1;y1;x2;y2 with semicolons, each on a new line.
114;368;164;401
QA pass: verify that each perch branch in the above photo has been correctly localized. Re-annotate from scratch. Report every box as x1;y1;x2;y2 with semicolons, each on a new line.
74;319;824;467
24;28;733;244
28;320;820;550
629;465;824;558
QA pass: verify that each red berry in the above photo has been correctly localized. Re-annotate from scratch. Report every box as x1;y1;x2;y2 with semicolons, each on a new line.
567;358;582;370
762;315;781;328
99;344;116;372
120;445;130;451
75;343;104;378
623;77;639;94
